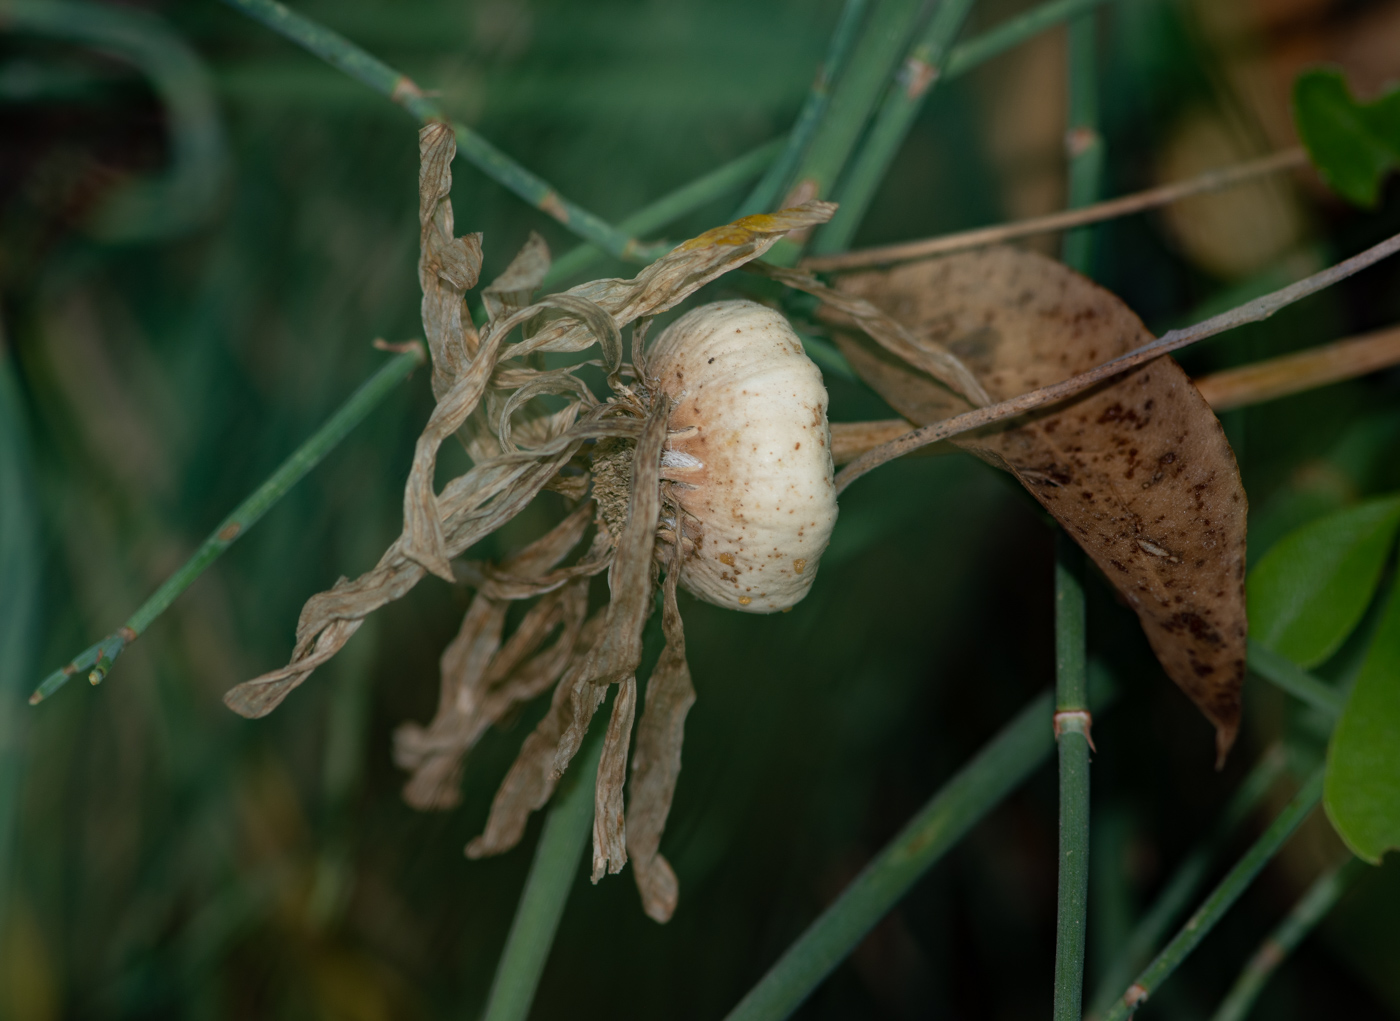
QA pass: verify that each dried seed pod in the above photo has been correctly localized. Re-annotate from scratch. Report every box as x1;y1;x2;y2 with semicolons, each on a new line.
649;300;838;613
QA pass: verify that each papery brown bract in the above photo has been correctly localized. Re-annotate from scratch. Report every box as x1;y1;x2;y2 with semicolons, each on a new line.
826;247;1248;761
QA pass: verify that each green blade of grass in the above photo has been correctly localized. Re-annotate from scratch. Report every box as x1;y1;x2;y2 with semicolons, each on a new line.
723;669;1115;1021
1208;856;1367;1021
1100;766;1327;1021
481;732;605;1021
217;0;641;259
1053;535;1092;1021
735;0;873;218
29;345;424;704
1085;745;1289;1020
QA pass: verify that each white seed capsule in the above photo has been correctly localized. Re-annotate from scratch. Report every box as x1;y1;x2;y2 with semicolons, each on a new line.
648;300;838;613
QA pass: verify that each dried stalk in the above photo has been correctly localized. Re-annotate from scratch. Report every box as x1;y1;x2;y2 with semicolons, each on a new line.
831;227;1400;493
803;148;1308;272
827;320;1400;467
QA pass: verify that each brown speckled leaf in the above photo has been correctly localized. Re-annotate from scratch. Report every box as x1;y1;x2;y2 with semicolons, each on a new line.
829;247;1247;761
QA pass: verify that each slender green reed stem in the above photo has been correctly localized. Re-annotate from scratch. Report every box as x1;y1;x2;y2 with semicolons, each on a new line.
481;732;605;1021
724;676;1114;1021
217;0;641;259
1100;767;1326;1021
736;0;872;218
1053;535;1092;1021
30;345;424;704
783;0;927;202
544;137;786;288
1085;745;1289;1020
1051;25;1101;1011
811;0;976;255
1061;10;1104;270
1208;856;1367;1021
943;0;1117;82
1245;639;1346;717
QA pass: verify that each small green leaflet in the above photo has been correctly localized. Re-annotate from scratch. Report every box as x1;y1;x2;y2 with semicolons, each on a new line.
1293;66;1400;208
1248;495;1400;668
1325;576;1400;863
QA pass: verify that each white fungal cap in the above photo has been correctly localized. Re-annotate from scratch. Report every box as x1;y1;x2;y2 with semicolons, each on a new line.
648;299;838;613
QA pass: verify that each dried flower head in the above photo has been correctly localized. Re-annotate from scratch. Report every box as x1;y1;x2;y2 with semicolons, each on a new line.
226;123;837;921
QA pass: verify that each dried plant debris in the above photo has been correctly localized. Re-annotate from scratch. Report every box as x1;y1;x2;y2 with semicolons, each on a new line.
822;247;1247;762
229;123;836;921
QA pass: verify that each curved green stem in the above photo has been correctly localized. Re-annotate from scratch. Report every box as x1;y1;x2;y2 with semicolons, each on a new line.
1100;767;1326;1021
4;0;226;240
30;346;424;704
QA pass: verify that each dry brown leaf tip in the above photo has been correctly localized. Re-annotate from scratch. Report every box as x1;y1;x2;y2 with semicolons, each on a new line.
816;247;1247;762
226;124;841;920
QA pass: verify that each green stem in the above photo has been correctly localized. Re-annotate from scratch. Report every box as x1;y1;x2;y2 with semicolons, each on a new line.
942;0;1116;82
1086;745;1289;1020
1245;639;1346;717
1100;767;1326;1021
216;0;639;258
480;732;604;1021
29;345;424;704
1208;856;1367;1021
724;677;1114;1021
736;0;873;218
1053;535;1091;1021
785;0;927;203
811;0;977;255
543;136;787;288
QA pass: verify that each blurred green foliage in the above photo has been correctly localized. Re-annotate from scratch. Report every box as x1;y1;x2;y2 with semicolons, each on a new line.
3;0;1400;1018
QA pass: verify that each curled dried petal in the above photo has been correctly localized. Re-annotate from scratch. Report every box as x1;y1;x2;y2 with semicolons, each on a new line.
753;262;991;408
224;614;363;718
592;674;637;881
626;547;695;923
551;396;669;778
466;609;608;858
418;123;483;400
483;231;550;322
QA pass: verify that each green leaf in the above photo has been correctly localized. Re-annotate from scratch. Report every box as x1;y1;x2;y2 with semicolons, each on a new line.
1248;495;1400;668
1293;66;1400;207
1325;576;1400;863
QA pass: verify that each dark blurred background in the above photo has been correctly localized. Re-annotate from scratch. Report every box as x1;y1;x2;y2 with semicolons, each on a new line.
3;0;1400;1018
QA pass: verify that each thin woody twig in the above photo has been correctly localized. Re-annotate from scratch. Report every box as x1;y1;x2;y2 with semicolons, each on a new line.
829;321;1400;464
1193;323;1400;411
218;0;641;259
832;227;1400;494
803;148;1308;272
